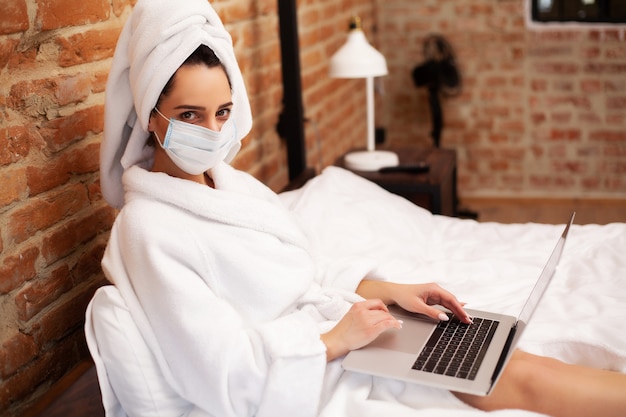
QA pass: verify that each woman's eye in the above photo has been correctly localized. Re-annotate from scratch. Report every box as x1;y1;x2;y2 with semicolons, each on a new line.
180;111;198;122
217;108;231;119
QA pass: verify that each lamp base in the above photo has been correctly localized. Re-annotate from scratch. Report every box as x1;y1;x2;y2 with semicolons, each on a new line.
344;150;399;171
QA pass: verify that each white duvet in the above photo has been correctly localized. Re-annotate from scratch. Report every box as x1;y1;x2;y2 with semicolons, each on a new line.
281;166;626;416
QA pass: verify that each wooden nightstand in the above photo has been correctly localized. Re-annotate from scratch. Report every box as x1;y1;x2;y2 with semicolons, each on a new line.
336;147;457;216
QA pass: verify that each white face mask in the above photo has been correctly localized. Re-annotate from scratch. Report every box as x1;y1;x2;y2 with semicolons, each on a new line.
153;108;239;175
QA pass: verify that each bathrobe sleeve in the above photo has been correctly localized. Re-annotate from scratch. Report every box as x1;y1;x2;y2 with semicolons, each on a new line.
103;202;328;417
289;211;389;294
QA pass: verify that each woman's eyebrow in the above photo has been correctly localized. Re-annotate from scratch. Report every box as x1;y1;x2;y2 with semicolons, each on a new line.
173;104;205;110
172;102;233;110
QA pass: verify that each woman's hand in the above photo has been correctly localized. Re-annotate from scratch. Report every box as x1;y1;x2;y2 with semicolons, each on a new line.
356;280;471;324
321;299;402;362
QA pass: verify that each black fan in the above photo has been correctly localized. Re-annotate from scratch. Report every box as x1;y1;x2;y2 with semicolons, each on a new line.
412;35;461;148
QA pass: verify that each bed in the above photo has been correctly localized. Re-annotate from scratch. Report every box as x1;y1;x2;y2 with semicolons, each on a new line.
82;164;626;417
277;165;626;416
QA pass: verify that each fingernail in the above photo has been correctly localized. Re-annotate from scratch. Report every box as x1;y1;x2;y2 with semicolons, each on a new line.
397;319;404;328
438;313;449;321
466;316;474;324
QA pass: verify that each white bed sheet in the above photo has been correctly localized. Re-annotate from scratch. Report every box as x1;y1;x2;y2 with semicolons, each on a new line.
281;166;626;417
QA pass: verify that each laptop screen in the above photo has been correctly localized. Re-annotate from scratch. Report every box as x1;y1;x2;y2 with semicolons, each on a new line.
517;213;574;329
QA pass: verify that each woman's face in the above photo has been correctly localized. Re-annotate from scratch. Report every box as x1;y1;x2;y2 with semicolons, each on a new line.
148;64;233;182
149;64;233;134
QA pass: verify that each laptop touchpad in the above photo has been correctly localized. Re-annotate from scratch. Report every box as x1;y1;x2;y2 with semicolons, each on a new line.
368;311;436;354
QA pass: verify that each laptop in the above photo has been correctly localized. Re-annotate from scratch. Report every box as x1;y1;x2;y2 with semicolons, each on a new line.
342;212;575;396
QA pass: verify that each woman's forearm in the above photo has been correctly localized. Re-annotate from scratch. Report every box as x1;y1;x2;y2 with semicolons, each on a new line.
355;280;396;304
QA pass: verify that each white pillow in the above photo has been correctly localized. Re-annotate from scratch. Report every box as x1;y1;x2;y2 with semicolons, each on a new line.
86;286;192;417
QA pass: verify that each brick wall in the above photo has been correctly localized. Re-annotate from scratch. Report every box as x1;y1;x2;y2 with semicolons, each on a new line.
0;0;375;414
378;0;626;198
0;0;126;415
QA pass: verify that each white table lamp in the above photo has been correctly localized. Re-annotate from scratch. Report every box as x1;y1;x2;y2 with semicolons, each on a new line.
329;16;398;171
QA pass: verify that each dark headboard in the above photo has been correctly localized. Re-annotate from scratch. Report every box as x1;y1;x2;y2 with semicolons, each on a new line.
276;0;307;182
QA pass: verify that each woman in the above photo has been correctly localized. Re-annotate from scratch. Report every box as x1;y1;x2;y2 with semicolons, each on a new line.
88;1;626;416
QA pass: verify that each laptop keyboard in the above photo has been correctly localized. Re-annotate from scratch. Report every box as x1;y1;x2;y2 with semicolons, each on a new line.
412;314;499;380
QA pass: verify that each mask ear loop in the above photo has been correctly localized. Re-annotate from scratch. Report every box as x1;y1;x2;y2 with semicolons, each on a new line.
152;107;173;147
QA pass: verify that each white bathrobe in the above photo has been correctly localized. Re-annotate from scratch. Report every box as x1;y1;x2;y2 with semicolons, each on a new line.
95;162;383;417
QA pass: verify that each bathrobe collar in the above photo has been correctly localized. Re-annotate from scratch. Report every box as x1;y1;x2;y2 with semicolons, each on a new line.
122;162;309;250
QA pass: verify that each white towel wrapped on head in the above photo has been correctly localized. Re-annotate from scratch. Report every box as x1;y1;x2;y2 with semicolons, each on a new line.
100;0;252;208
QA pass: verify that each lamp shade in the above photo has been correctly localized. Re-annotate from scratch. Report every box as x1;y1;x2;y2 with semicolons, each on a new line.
329;17;388;79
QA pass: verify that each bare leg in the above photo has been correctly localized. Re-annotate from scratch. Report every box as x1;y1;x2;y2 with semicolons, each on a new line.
455;349;626;417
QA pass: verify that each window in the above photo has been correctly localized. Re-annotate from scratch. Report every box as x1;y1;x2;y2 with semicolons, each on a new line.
531;0;626;23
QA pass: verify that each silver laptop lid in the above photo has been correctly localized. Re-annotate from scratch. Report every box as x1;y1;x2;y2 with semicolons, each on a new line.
489;212;575;392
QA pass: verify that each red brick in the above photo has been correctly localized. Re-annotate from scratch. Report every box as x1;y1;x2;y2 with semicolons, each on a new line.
30;284;96;345
604;176;626;192
601;160;626;174
530;175;553;187
499;120;525;133
533;62;579;75
547;144;568;157
0;166;27;208
0;333;79;414
546;96;591;109
606;113;625;125
0;125;44;166
551;112;572;124
57;27;121;67
15;265;73;322
607;96;626;110
64;141;102;175
0;39;19;69
581;176;601;190
70;242;107;285
490;160;509;171
9;76;95;121
112;0;137;17
0;0;28;35
36;0;110;31
589;130;626;142
87;176;105;202
528;45;574;58
41;206;115;266
553;80;574;92
605;80;626;92
488;133;508;143
533;30;582;42
553;160;587;174
584;62;626;74
502;174;524;189
220;0;256;22
40;106;104;152
581;46;601;60
577;146;600;157
25;142;100;197
55;73;93;106
530;146;546;158
8;79;57;117
554;175;576;188
0;246;39;295
531;112;547;124
25;157;69;197
91;70;109;93
605;45;626;60
5;41;38;72
550;129;581;141
579;112;602;124
0;331;37;379
6;183;90;245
